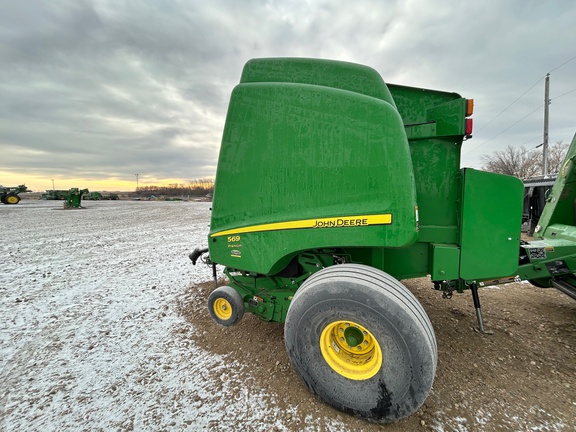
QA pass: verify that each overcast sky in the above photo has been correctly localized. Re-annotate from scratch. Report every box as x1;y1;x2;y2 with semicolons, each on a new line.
1;0;576;191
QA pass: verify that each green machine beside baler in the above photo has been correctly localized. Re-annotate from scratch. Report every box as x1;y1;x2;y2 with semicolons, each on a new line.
190;58;576;422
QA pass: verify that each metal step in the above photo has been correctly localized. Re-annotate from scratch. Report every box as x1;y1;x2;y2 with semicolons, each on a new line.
551;279;576;301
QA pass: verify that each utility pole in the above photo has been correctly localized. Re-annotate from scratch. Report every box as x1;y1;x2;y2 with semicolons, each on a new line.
135;173;139;191
543;73;550;176
51;179;54;191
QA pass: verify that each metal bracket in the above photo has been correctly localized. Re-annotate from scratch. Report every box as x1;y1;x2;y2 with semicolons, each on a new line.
441;281;454;299
469;281;493;335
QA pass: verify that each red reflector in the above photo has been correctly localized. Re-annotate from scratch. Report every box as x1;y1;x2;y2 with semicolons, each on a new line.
465;118;473;136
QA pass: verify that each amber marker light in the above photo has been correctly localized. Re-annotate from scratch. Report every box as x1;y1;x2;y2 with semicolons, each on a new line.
466;99;474;117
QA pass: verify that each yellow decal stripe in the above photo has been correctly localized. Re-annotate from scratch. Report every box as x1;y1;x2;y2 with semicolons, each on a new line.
211;214;392;237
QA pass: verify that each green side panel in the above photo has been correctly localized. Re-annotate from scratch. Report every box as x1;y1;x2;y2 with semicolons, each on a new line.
389;85;465;231
384;85;467;280
460;169;524;280
430;244;460;280
382;243;430;280
345;245;429;280
409;138;461;229
535;132;576;238
210;60;418;274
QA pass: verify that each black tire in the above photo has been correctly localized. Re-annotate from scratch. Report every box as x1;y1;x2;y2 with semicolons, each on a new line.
207;286;245;327
284;264;437;423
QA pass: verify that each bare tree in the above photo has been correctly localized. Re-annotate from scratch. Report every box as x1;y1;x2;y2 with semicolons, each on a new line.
546;141;569;174
481;141;569;179
481;145;541;179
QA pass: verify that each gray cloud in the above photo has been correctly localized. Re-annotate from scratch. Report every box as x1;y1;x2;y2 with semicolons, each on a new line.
1;0;576;190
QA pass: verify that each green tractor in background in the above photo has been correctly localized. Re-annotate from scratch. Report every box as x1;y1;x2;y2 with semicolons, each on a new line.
0;185;28;204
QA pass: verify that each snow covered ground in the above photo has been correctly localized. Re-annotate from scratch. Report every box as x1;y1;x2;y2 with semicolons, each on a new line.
0;200;306;431
2;200;574;432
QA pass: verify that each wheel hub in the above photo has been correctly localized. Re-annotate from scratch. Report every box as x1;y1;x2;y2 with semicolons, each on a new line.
320;320;382;380
213;298;233;320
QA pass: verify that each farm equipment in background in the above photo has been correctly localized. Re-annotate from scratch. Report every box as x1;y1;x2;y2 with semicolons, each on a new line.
64;188;88;209
522;176;556;236
190;58;576;423
83;191;103;200
0;185;28;204
82;191;119;200
42;190;69;200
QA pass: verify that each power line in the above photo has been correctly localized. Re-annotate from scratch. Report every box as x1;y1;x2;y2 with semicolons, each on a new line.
463;104;544;155
470;54;576;152
520;135;542;147
549;53;576;73
552;87;576;101
474;76;544;135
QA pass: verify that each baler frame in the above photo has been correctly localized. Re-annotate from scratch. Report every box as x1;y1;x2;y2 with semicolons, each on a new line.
190;57;576;423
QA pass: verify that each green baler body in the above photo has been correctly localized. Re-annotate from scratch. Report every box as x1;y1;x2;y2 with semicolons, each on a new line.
211;59;419;275
209;58;525;321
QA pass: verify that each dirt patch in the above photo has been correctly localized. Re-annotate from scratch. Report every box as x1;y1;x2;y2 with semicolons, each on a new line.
178;278;576;431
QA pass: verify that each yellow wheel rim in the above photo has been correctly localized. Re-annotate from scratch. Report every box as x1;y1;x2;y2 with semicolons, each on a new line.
6;196;19;204
213;298;233;320
320;320;382;380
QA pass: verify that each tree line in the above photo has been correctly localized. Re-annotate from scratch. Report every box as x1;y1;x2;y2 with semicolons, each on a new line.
136;178;214;197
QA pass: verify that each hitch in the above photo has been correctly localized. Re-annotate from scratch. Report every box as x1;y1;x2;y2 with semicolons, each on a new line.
189;247;209;265
189;247;218;289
